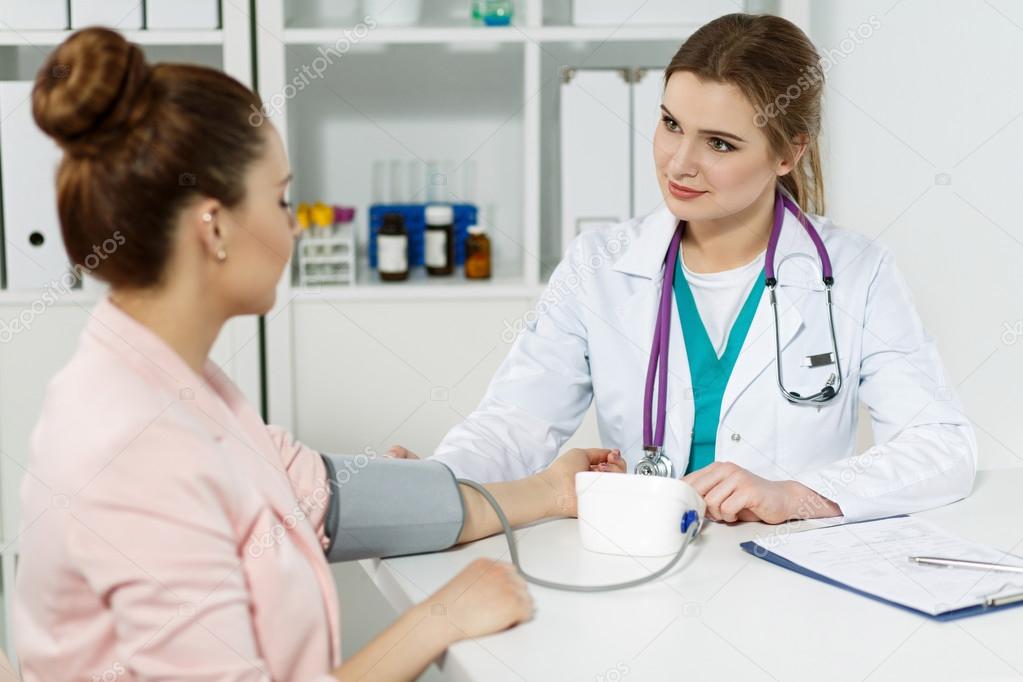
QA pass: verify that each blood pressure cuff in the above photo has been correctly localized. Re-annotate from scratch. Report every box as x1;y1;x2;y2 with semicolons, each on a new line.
320;453;467;562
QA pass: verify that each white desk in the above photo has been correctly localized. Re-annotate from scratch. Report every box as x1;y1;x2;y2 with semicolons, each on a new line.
360;468;1023;681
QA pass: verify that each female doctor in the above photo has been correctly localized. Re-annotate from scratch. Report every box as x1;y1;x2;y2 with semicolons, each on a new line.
394;13;977;524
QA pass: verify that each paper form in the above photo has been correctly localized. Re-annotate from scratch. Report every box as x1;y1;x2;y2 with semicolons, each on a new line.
751;516;1023;615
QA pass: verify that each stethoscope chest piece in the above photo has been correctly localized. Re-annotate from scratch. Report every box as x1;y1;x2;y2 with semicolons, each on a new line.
635;446;673;477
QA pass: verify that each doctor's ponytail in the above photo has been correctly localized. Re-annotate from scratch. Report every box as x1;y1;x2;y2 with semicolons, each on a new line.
665;13;826;215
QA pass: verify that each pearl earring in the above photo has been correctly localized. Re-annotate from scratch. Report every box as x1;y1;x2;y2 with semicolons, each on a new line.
203;212;213;223
216;248;227;261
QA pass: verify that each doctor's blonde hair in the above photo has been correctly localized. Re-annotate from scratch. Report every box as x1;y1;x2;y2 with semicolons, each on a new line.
666;13;826;215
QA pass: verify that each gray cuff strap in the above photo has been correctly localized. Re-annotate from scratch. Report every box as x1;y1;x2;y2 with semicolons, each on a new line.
320;453;466;563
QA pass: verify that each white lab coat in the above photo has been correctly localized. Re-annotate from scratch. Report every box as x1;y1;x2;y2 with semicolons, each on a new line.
431;205;978;522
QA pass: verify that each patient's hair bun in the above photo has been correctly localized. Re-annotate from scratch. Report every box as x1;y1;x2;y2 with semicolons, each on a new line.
32;27;155;157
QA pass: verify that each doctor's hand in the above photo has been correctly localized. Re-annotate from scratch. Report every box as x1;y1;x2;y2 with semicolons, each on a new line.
683;462;839;524
539;448;619;517
386;445;420;459
589;449;627;474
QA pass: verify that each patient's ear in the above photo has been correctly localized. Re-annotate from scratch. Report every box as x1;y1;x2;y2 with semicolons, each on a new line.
190;199;228;262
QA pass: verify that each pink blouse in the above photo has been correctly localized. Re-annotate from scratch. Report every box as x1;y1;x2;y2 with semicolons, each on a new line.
14;297;341;681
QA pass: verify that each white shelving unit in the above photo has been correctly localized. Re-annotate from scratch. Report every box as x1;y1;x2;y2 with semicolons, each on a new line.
0;29;225;45
0;4;256;660
253;0;776;430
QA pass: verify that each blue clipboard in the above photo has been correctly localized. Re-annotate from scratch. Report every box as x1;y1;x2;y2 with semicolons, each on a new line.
739;516;1023;622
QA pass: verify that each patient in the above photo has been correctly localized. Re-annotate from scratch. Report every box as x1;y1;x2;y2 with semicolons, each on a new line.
12;28;618;682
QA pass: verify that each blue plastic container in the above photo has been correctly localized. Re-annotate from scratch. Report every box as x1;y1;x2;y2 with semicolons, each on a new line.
369;203;478;270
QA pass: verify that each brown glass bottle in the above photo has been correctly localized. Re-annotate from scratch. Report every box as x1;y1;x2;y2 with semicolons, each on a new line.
377;213;409;281
465;225;491;279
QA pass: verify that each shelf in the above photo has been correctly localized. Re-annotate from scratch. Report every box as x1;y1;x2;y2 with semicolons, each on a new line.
0;29;224;47
526;24;704;42
291;266;540;302
283;24;702;46
284;26;523;45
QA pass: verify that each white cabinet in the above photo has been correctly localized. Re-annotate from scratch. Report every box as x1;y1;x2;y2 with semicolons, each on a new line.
632;67;668;218
559;69;632;249
290;298;533;453
557;65;671;254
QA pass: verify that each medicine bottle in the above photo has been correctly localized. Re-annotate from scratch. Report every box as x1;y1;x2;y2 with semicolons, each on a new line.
425;204;455;276
377;213;409;281
465;225;491;279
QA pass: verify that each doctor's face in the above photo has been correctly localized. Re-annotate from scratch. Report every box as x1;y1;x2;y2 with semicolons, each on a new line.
653;70;785;222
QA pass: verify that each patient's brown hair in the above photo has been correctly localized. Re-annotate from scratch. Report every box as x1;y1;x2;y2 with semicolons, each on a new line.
33;27;268;287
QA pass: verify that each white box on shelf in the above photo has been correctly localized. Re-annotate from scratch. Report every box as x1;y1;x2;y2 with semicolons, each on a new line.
0;0;69;29
363;0;422;27
560;69;630;254
572;0;732;27
70;0;144;29
0;81;72;292
145;0;220;29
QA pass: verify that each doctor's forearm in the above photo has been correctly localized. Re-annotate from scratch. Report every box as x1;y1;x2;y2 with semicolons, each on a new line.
788;481;843;519
455;475;555;544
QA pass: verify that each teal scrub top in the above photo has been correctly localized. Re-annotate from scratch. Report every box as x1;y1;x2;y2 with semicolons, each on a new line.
673;254;766;475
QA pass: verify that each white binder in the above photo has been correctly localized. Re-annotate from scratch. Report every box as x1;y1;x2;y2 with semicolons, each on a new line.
572;0;735;27
70;0;144;29
0;81;71;291
0;0;69;29
631;67;667;220
146;0;220;29
560;69;631;255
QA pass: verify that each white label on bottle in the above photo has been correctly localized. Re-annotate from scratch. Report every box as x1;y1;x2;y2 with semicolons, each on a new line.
425;229;448;268
377;235;407;273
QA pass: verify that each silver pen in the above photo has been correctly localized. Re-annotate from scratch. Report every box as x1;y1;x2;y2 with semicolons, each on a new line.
909;556;1023;574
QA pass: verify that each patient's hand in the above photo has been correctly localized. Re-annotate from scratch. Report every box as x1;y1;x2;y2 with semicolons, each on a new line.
539;448;619;517
386;445;421;459
589;449;627;473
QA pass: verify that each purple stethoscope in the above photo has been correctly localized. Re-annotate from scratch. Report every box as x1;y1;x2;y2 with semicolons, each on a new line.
636;189;844;477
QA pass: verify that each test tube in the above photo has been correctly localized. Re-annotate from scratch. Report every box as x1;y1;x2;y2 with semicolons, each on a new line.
371;160;387;205
408;160;424;203
460;159;477;205
426;160;441;203
389;159;406;204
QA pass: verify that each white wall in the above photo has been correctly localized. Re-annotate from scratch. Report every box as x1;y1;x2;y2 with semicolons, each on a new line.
813;0;1023;470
